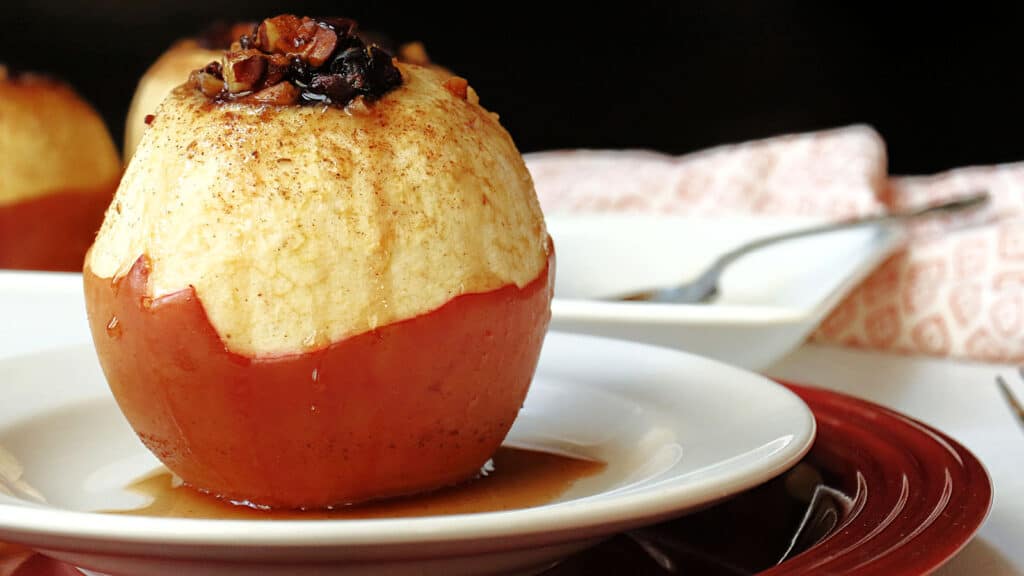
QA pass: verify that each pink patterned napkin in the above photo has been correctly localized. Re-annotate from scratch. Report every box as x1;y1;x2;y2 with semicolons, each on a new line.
526;125;887;218
526;126;1024;363
814;166;1024;363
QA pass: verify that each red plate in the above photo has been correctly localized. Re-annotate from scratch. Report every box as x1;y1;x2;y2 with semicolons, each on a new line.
547;383;992;575
765;383;992;575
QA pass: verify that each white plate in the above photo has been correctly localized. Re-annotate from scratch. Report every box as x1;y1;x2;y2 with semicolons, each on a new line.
0;270;88;360
548;214;902;369
0;332;814;576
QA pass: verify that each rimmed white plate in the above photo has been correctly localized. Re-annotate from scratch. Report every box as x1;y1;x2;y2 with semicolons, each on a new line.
0;332;814;576
547;214;902;369
0;269;86;360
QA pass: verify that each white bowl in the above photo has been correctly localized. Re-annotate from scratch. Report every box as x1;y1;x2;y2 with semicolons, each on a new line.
548;214;902;369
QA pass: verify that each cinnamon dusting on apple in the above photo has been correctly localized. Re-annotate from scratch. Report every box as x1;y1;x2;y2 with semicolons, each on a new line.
190;15;403;107
91;61;547;355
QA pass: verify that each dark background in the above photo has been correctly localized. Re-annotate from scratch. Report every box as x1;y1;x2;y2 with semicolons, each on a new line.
4;2;1023;175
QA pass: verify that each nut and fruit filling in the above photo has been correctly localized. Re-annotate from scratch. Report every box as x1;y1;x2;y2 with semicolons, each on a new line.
190;15;403;107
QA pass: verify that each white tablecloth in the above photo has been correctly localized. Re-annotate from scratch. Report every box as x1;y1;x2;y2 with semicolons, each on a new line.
767;344;1024;575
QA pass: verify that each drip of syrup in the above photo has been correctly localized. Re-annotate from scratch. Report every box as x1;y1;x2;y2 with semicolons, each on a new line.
105;316;122;339
106;447;605;520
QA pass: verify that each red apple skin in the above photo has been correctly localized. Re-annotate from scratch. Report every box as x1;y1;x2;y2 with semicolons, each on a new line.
0;184;115;272
84;249;554;509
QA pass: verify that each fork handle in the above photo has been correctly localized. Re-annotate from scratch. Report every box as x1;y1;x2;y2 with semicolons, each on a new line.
628;191;989;304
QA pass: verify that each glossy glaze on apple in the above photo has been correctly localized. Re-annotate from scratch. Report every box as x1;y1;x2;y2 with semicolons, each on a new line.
85;252;553;509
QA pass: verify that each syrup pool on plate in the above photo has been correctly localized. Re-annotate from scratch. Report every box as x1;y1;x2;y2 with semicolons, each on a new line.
105;447;606;519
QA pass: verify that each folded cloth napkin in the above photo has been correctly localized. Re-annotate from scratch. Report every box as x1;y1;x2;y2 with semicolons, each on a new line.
526;125;887;218
526;125;1024;363
814;165;1024;363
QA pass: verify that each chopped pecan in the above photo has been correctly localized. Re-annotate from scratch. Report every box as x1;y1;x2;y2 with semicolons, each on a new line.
191;68;226;98
305;25;339;67
224;50;267;93
263;54;291;86
249;81;300;105
444;77;469;100
256;15;302;53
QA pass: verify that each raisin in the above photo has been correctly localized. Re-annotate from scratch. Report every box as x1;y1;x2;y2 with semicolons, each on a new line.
309;74;358;103
363;47;402;98
330;47;370;89
287;56;312;87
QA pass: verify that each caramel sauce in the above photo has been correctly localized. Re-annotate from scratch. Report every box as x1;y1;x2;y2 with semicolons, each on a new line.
107;447;604;520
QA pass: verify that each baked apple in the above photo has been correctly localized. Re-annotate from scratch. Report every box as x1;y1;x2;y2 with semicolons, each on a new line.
85;15;553;509
0;67;120;271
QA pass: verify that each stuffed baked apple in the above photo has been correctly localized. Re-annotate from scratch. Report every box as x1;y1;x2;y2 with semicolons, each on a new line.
0;67;120;271
85;15;552;509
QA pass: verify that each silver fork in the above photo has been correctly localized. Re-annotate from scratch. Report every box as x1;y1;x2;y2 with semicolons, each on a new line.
996;367;1024;429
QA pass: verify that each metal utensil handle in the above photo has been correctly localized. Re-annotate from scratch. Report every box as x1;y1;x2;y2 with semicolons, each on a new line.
688;191;990;298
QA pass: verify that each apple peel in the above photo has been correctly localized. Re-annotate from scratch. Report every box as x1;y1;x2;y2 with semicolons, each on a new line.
84;250;553;509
